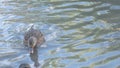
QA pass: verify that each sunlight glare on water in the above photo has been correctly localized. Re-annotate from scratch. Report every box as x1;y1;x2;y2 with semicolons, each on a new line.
0;0;120;68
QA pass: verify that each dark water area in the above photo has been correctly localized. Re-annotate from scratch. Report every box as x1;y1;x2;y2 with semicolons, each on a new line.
0;0;120;68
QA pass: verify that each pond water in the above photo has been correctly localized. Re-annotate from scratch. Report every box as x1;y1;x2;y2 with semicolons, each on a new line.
0;0;120;68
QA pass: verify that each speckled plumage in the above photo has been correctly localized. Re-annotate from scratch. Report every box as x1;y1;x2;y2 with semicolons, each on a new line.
23;25;45;48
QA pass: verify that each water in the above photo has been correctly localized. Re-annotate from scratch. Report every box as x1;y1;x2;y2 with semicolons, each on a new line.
0;0;120;68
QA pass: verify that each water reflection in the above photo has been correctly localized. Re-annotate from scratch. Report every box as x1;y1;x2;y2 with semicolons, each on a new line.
30;47;40;68
19;63;31;68
0;0;120;68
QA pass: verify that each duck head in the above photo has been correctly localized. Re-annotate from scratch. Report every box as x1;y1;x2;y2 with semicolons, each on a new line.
28;36;37;53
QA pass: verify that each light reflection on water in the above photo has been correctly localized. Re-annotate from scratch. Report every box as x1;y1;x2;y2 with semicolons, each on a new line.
0;0;120;68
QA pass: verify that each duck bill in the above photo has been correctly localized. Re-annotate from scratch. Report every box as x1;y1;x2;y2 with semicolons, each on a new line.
29;47;34;54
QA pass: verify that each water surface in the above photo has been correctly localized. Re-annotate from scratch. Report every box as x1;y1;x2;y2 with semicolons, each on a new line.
0;0;120;68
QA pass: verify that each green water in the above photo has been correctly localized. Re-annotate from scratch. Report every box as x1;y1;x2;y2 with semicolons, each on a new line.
0;0;120;68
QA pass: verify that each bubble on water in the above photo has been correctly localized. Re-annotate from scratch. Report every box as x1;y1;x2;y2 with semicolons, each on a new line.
41;44;47;48
56;47;61;52
44;5;54;12
97;10;110;15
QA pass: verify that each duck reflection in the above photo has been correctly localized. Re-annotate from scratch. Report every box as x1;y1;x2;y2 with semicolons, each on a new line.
19;63;31;68
23;25;45;68
29;46;40;68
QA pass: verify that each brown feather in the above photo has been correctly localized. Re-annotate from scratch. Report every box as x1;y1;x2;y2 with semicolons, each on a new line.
23;26;45;47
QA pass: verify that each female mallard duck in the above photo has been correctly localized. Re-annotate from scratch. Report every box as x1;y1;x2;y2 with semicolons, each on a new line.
23;25;45;53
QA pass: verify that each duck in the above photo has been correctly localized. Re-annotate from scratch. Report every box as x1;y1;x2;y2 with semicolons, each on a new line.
23;25;45;53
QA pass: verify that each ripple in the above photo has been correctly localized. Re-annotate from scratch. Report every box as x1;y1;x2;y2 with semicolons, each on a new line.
83;20;112;29
0;0;120;68
97;10;110;15
110;5;120;10
95;3;111;8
